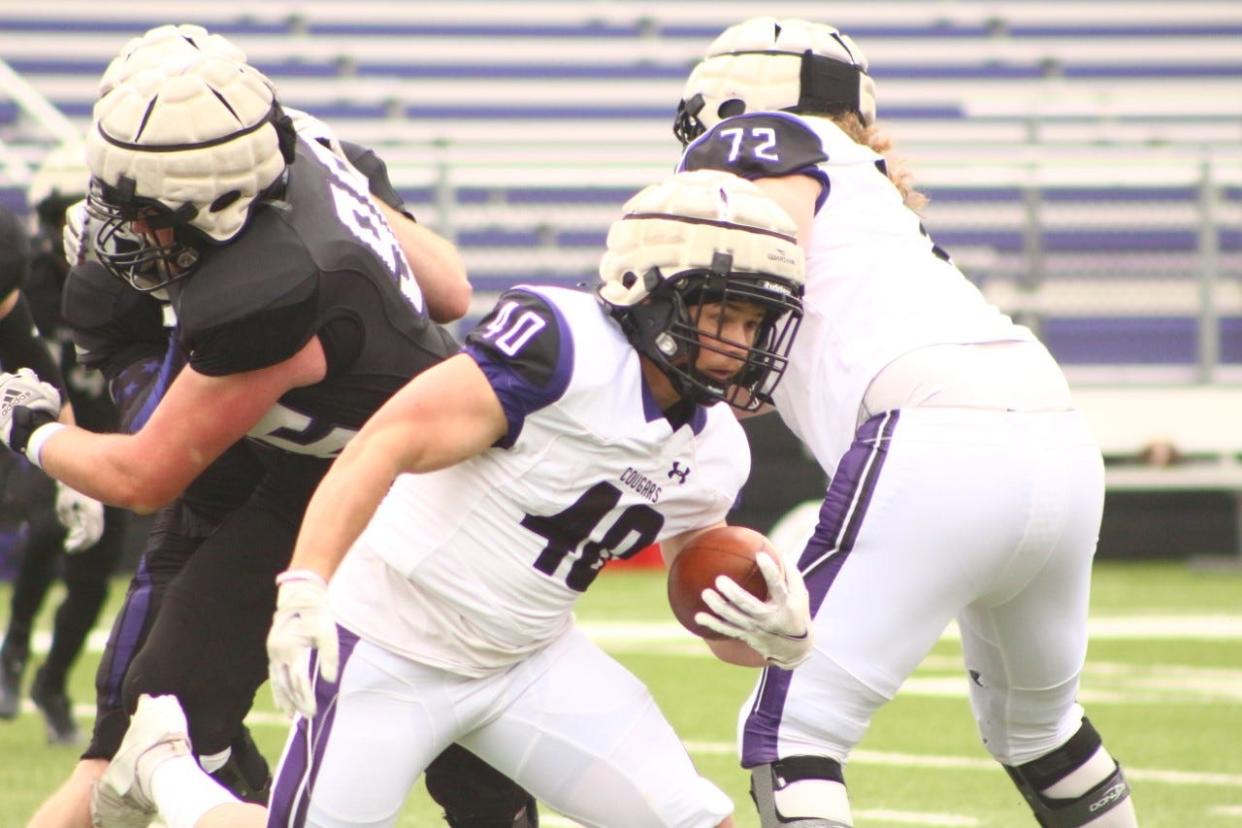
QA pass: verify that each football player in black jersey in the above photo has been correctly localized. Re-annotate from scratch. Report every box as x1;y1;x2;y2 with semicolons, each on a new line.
3;29;535;828
0;189;110;745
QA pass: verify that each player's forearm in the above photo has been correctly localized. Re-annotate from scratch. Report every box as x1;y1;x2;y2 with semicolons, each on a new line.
36;428;192;513
287;434;405;582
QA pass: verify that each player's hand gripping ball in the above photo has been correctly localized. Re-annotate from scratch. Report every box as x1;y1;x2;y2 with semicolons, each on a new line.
668;525;773;639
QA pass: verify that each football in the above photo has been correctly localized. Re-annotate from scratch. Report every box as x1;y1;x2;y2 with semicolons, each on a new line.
667;525;774;639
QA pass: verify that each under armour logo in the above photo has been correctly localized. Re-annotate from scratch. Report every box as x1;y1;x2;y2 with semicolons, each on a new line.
668;462;691;484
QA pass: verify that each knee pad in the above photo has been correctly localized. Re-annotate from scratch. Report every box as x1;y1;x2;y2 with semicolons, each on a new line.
1005;719;1133;827
750;756;853;828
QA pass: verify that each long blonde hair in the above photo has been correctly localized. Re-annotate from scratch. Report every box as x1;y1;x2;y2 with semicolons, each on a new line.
827;112;928;213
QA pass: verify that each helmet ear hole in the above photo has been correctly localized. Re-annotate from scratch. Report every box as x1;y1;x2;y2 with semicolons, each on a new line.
209;190;242;212
718;99;746;119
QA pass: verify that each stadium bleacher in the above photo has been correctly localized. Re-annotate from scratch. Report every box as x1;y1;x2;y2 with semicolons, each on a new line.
1;0;1240;387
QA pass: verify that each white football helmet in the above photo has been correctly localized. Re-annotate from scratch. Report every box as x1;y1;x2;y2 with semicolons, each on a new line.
598;169;804;411
84;54;295;290
27;143;90;258
27;142;89;212
98;23;250;97
674;17;877;146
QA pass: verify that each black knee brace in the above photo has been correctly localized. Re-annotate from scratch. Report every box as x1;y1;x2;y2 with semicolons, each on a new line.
750;755;852;828
426;744;539;828
209;726;272;805
1005;719;1132;827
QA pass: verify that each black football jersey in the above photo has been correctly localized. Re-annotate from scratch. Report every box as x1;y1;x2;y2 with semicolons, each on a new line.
166;137;458;457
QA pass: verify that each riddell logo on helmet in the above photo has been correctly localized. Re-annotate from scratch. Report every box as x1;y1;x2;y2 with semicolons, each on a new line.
1088;782;1127;812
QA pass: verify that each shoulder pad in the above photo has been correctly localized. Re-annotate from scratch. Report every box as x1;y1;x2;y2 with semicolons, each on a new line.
62;261;163;336
465;288;568;389
463;288;574;445
679;113;828;180
172;216;316;339
0;208;30;296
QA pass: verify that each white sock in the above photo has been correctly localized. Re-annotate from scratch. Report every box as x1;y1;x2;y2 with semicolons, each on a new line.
148;755;238;828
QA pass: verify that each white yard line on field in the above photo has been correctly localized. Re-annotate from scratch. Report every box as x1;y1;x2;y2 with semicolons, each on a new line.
854;810;979;826
42;613;1242;656
576;615;1242;643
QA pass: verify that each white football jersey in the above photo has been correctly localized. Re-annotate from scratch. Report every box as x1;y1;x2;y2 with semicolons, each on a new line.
679;112;1034;476
330;285;749;677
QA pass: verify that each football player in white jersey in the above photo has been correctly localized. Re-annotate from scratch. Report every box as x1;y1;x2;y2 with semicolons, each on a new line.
671;17;1138;828
89;169;812;828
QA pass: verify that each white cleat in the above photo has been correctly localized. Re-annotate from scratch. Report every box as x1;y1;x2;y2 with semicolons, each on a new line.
91;694;192;828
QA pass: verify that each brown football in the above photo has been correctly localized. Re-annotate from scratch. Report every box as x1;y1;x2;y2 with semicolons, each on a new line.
667;525;773;640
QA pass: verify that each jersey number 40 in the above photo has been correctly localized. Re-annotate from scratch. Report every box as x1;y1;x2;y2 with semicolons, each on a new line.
523;481;664;591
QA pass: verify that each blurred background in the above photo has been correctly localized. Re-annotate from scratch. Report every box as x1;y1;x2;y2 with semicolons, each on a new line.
2;0;1240;565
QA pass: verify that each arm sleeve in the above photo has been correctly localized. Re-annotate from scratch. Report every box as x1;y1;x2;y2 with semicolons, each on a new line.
461;289;573;447
109;338;187;433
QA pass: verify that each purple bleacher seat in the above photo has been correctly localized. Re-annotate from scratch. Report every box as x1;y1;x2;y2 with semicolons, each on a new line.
1065;64;1242;79
504;188;634;205
5;59;108;75
457;228;543;247
658;23;993;39
399;103;963;120
1040;187;1200;203
924;187;1024;203
933;229;1026;253
556;229;608;248
0;17;290;34
0;188;26;214
1009;24;1242;37
300;102;390;119
357;63;686;80
1221;318;1242;363
307;22;642;37
1042;230;1199;253
1043;316;1198;364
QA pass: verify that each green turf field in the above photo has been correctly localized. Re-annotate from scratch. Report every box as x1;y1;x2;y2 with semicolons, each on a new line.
1;560;1239;827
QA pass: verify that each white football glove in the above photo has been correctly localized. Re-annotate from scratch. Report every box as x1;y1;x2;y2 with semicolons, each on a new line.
697;552;814;670
267;570;339;719
54;481;105;553
0;368;61;454
62;198;91;266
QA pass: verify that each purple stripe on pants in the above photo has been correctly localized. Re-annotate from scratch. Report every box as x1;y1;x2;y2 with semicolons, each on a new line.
268;625;360;828
740;411;899;768
103;557;153;707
